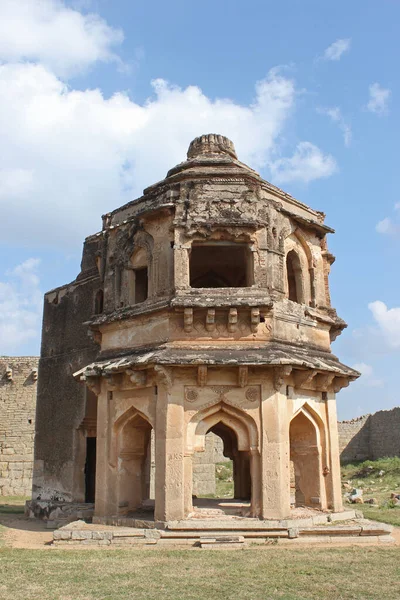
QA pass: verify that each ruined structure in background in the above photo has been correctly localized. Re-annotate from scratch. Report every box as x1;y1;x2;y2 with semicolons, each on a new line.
32;134;359;522
0;357;38;496
338;408;400;463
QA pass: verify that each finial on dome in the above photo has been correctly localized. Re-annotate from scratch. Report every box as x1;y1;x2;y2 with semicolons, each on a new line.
187;134;237;160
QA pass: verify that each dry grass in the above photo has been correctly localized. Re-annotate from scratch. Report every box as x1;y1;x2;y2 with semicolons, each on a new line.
341;458;400;527
0;545;399;600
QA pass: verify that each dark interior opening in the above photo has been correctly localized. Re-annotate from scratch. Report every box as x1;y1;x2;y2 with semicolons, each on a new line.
190;243;252;288
135;267;148;303
287;250;300;303
94;289;104;314
85;437;96;503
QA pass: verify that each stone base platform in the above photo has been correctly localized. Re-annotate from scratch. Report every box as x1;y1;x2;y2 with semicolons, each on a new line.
26;500;94;528
53;511;394;548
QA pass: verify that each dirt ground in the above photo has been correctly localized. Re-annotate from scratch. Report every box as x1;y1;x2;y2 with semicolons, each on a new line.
1;512;400;550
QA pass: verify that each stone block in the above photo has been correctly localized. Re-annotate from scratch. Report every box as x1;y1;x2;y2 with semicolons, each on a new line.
53;530;72;540
71;530;93;540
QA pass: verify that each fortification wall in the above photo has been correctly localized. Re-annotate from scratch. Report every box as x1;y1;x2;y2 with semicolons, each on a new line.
338;407;400;462
338;415;370;462
0;357;38;496
369;407;400;459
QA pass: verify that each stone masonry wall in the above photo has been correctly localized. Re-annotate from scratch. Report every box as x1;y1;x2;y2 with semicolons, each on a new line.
338;407;400;462
192;433;229;496
0;357;38;496
338;415;370;462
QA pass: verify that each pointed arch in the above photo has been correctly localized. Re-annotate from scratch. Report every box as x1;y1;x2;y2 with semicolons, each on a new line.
286;249;303;303
113;406;153;515
114;405;154;434
283;231;312;305
289;403;327;509
187;400;260;515
187;401;259;454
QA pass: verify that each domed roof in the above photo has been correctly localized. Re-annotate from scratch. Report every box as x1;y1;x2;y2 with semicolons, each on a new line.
163;133;260;182
187;134;237;159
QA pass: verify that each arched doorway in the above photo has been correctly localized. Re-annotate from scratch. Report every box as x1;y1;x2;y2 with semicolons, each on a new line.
116;411;153;515
289;409;324;509
188;402;260;517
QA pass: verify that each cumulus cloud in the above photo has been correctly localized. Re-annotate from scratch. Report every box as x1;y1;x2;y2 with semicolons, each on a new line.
0;0;124;78
368;301;400;349
0;259;43;354
318;106;352;147
367;83;391;115
376;205;400;236
270;142;337;184
0;62;336;247
352;362;383;388
322;38;351;61
0;1;337;250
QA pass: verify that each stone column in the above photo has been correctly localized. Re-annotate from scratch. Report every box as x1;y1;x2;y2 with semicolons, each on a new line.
94;383;109;517
183;454;193;516
325;391;343;512
260;376;291;519
250;449;262;517
154;368;185;522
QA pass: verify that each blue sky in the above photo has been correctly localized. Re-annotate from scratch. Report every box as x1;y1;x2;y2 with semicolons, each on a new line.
0;0;399;419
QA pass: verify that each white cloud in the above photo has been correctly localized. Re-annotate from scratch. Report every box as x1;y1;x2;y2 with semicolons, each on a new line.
367;83;391;115
352;362;383;387
0;3;338;249
376;218;396;235
368;301;400;349
270;142;337;184
376;205;400;236
318;106;352;146
322;38;351;61
0;0;124;78
0;259;43;354
0;62;336;246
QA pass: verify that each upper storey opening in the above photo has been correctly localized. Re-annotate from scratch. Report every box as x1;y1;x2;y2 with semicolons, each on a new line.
190;242;253;289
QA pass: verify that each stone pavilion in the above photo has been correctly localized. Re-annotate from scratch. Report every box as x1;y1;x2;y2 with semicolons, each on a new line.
32;134;359;523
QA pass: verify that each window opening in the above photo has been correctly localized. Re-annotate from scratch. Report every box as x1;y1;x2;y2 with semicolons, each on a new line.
134;268;148;303
94;289;104;314
286;250;302;303
190;243;253;288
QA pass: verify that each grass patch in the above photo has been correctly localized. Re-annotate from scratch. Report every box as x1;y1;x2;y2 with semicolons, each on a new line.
341;457;400;525
0;496;28;515
215;461;234;498
0;546;399;599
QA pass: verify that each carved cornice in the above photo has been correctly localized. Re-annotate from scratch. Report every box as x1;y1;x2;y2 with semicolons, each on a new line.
154;365;173;392
273;365;292;391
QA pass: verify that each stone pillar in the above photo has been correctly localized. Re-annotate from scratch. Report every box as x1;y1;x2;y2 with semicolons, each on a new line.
325;391;343;512
154;369;185;522
260;378;291;519
183;454;193;516
250;449;262;517
94;384;109;517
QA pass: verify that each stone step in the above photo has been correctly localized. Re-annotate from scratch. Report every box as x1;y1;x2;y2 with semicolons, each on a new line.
160;529;288;539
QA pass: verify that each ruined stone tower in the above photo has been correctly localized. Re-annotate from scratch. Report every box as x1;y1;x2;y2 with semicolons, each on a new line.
32;134;359;522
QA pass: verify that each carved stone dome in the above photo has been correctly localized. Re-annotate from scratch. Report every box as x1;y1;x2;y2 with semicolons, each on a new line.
187;134;237;160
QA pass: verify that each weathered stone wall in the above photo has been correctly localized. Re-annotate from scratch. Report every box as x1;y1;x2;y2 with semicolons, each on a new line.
338;415;370;462
192;433;229;496
369;408;400;459
338;408;400;462
0;357;38;496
